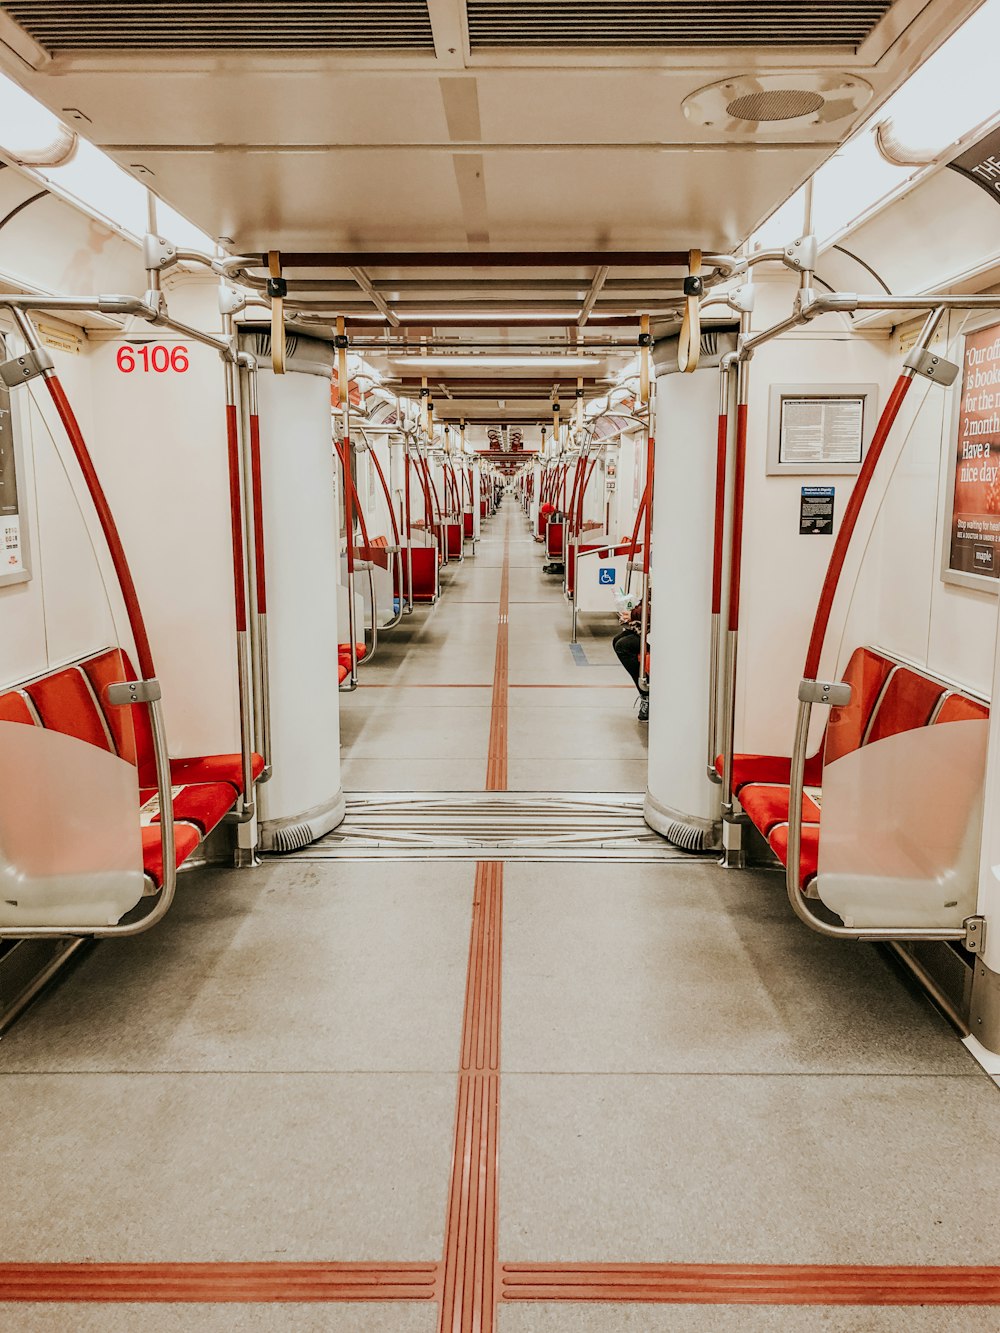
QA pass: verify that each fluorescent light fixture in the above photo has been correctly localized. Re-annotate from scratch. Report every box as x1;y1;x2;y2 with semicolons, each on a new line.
751;0;1000;249
873;0;1000;164
0;73;214;250
387;355;602;370
0;74;76;166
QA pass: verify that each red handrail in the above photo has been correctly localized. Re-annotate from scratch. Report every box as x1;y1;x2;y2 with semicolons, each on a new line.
803;374;913;680
727;405;748;633
225;404;249;634
45;375;156;680
710;411;727;618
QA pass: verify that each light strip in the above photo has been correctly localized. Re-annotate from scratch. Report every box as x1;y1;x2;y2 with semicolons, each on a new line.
387;355;604;370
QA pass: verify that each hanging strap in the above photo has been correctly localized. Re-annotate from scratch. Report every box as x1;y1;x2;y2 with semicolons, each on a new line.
268;250;286;375
678;248;703;374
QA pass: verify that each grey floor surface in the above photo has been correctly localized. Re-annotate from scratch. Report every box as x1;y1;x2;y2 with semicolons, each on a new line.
2;501;998;1327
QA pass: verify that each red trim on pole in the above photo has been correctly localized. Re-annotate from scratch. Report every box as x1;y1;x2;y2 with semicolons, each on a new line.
225;404;248;634
727;405;748;633
368;443;402;547
711;412;728;616
641;434;654;575
248;413;267;615
335;440;372;550
44;375;157;680
803;373;913;679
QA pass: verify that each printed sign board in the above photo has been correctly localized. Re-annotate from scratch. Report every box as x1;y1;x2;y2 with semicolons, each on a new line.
598;566;616;585
780;396;864;466
0;377;29;586
948;125;1000;206
947;321;1000;582
800;486;835;535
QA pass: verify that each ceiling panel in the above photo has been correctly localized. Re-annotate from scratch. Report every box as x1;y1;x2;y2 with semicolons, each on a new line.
467;1;895;50
3;1;436;51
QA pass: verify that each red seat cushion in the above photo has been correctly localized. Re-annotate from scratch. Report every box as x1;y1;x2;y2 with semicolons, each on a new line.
865;666;944;745
338;663;349;684
164;753;265;795
338;643;367;661
26;668;112;752
140;783;237;837
824;647;894;764
739;784;821;837
142;824;200;889
768;823;820;891
934;693;989;725
0;691;36;726
714;751;823;794
80;648;145;765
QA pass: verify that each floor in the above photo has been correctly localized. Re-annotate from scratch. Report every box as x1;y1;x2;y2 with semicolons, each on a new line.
1;499;999;1331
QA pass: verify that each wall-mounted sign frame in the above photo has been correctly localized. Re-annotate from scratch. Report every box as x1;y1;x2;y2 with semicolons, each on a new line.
942;314;1000;592
767;382;879;476
0;347;30;588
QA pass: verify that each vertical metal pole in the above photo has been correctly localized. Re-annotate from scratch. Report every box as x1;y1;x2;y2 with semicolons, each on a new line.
241;353;272;781
337;316;358;686
720;348;750;862
707;356;734;781
222;335;257;827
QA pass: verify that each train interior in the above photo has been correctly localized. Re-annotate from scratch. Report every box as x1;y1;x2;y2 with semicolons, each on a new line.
4;0;1000;1327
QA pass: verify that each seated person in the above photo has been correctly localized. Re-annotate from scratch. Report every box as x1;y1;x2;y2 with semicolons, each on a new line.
613;599;649;721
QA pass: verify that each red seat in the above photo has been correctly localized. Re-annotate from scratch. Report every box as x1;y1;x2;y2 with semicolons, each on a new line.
768;823;819;891
0;690;37;726
825;648;894;763
865;666;943;745
738;784;821;837
714;751;824;793
935;693;989;725
338;663;349;684
166;753;265;795
142;824;200;890
141;783;238;837
26;668;112;752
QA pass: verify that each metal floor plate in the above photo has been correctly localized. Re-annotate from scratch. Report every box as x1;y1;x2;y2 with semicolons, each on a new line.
283;792;708;862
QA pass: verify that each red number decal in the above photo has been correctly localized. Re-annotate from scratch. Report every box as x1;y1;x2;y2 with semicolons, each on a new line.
115;343;190;374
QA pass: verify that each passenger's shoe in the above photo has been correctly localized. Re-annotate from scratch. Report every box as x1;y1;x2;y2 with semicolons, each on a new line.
638;697;649;722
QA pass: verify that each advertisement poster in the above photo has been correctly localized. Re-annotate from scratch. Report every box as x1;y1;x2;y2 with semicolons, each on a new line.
0;382;28;584
949;322;1000;579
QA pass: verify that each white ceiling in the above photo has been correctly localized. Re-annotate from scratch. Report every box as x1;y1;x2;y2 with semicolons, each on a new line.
0;0;984;418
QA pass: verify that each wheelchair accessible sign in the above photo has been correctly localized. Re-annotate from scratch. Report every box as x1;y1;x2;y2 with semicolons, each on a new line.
598;566;616;585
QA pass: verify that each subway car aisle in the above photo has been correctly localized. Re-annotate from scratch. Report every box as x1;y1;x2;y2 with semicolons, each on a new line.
1;499;999;1330
339;502;647;793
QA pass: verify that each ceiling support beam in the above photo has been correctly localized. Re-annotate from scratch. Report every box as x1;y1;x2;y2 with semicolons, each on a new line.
578;265;610;327
347;265;400;327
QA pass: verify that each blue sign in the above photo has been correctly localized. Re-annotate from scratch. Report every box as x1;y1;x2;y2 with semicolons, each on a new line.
598;566;616;585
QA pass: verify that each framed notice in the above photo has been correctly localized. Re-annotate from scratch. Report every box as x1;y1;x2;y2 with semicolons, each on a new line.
944;320;1000;588
0;373;29;588
767;383;879;475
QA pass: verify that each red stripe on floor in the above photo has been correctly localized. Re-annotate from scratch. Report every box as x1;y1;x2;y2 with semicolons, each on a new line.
440;864;503;1332
499;1263;1000;1304
485;519;510;793
0;1263;440;1303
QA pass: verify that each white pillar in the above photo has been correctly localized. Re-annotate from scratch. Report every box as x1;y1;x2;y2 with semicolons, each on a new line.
252;336;346;850
643;363;723;851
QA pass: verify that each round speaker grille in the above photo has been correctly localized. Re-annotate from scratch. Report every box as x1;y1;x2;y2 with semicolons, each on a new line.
725;89;826;122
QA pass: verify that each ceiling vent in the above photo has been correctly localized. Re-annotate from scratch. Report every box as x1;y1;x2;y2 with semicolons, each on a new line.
466;0;895;49
0;1;436;51
683;73;873;133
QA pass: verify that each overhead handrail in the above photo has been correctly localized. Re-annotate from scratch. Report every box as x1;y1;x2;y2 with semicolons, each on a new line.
1;308;177;938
